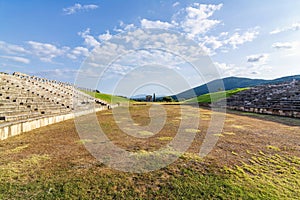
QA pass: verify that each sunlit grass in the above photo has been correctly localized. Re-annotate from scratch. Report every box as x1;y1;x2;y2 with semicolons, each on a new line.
184;88;249;103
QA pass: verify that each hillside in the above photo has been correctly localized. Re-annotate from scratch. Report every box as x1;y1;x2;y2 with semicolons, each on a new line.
184;88;248;103
173;75;300;100
84;91;132;104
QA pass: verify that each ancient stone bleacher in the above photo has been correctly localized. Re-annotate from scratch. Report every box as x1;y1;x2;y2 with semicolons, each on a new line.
219;79;300;118
0;72;107;123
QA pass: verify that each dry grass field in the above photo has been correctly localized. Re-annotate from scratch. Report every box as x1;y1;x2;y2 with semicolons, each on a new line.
0;104;300;199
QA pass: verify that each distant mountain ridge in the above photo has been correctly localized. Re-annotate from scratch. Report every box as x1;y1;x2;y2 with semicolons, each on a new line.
172;75;300;100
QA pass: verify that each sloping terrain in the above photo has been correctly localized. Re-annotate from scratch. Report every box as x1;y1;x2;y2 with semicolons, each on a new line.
174;75;300;100
184;88;248;103
84;91;132;104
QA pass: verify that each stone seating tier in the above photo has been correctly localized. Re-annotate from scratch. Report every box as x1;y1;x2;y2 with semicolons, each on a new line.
219;80;300;117
0;72;108;123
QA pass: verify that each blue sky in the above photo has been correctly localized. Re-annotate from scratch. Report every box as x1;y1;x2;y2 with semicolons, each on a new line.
1;0;300;96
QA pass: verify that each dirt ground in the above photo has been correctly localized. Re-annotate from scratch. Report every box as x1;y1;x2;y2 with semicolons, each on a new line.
1;104;299;169
0;104;299;199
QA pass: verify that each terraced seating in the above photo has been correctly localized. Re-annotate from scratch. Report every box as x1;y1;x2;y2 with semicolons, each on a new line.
218;79;300;118
0;72;108;123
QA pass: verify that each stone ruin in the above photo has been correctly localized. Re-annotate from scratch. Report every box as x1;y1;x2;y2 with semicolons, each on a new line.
0;72;111;140
217;79;300;118
0;72;109;122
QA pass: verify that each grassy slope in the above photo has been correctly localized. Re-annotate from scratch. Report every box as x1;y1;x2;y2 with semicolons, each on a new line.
84;91;132;104
184;88;249;103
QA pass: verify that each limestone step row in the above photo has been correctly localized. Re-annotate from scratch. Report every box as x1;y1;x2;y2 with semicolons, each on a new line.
1;72;109;123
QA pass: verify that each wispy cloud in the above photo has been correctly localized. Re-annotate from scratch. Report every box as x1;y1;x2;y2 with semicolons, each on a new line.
27;41;69;62
272;42;295;49
33;68;79;81
140;19;174;29
270;22;300;34
63;3;98;15
172;2;180;7
67;46;89;60
225;29;259;49
247;54;268;63
214;61;240;77
0;55;30;64
0;41;28;54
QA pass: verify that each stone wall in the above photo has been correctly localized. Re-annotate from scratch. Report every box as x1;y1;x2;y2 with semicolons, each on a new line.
0;107;107;140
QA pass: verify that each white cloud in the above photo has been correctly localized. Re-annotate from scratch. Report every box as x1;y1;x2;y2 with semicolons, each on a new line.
83;3;258;58
67;46;89;59
78;28;100;48
0;55;30;64
34;68;79;81
247;54;269;63
198;29;259;55
214;61;237;76
172;2;180;7
114;21;137;33
27;41;69;62
140;19;174;29
272;42;295;49
214;61;234;70
73;46;89;56
270;22;300;34
124;23;136;31
225;29;259;49
0;41;28;54
98;30;112;41
63;3;98;15
176;3;223;38
200;36;223;54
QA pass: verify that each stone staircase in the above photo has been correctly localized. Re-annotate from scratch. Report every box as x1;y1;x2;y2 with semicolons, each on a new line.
0;72;108;123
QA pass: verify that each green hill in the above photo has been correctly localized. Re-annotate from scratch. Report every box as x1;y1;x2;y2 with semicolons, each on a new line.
174;75;300;100
84;91;132;104
184;88;248;103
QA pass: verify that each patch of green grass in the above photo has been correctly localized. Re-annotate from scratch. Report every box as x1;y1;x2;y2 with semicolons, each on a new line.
224;153;300;199
83;91;133;104
3;144;29;155
1;152;300;199
75;139;93;144
138;130;154;136
0;154;50;183
158;136;173;141
180;152;203;161
185;128;201;133
184;88;249;103
223;131;236;135
213;133;224;137
267;145;281;151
